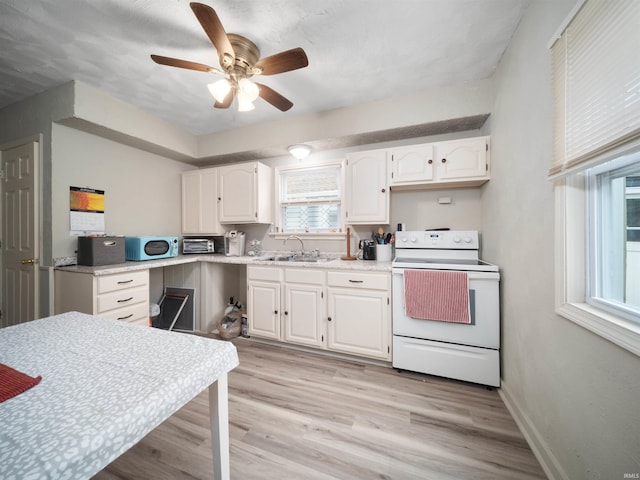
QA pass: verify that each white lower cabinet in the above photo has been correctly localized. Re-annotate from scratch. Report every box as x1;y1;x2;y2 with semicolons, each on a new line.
247;266;282;340
55;269;150;326
247;265;391;361
283;268;325;348
327;271;391;361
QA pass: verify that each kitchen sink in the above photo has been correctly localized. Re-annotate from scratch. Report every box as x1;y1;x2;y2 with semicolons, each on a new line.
257;254;329;263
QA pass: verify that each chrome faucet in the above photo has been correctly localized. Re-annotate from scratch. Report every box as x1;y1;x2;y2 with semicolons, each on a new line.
283;235;305;255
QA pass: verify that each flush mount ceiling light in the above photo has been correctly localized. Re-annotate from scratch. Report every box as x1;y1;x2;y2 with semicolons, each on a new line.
151;3;309;113
288;144;312;160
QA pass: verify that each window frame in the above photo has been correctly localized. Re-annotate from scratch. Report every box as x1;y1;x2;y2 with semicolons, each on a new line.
555;140;640;357
272;159;346;239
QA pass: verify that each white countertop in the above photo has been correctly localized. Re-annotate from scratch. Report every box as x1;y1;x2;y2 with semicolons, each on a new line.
56;253;392;275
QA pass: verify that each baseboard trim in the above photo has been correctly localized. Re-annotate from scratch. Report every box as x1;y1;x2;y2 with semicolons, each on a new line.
498;381;570;480
239;336;392;368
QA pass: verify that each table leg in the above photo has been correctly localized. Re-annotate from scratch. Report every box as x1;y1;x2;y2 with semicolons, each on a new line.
209;373;230;480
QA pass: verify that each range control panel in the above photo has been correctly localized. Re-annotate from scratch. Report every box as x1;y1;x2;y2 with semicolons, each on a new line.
394;230;479;249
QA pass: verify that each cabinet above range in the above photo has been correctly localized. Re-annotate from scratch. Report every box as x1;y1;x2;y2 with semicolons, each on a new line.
389;136;490;189
345;135;490;225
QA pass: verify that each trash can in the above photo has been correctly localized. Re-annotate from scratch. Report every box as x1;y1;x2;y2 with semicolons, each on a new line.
216;309;242;340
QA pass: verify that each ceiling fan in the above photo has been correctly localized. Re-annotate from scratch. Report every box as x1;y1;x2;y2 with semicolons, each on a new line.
151;2;309;112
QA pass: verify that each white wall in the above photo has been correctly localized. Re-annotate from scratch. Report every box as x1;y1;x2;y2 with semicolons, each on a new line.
236;129;484;254
51;123;193;260
197;80;492;158
483;2;640;479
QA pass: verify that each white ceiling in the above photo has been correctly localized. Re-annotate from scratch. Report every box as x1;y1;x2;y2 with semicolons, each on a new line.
0;0;529;137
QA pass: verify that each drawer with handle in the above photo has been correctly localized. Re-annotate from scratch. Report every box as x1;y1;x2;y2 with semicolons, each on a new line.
97;286;148;313
97;270;148;294
327;271;389;290
98;302;149;324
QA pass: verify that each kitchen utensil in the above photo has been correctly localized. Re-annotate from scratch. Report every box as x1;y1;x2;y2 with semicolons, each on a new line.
385;233;392;244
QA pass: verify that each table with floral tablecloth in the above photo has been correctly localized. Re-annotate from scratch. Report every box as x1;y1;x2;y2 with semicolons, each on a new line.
0;311;239;480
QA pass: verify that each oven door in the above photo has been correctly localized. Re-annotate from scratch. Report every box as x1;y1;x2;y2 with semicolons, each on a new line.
392;268;500;349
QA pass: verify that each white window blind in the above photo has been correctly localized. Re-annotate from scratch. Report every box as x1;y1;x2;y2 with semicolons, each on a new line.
549;0;640;177
279;165;341;233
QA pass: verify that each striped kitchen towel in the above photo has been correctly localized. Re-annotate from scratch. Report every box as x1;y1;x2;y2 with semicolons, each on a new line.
0;363;42;403
404;269;470;324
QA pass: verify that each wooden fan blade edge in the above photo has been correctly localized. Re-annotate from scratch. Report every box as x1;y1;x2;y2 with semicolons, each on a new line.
190;2;235;63
150;54;220;73
255;48;309;76
256;83;293;112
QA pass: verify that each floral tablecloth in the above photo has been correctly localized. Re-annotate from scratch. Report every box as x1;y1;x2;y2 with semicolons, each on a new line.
0;311;239;479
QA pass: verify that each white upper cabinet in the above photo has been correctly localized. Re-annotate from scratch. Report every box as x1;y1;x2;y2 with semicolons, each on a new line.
218;162;273;224
389;136;490;189
435;136;488;181
345;149;389;224
389;144;434;184
182;167;223;235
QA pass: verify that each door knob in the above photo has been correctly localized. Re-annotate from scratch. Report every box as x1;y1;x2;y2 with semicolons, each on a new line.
21;258;38;265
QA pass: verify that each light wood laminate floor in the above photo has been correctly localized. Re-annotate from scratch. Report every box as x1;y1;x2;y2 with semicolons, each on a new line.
94;338;546;479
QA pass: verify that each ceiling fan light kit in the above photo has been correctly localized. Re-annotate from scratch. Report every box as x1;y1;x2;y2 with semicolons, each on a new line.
207;79;231;103
288;144;312;160
237;95;256;112
151;2;309;113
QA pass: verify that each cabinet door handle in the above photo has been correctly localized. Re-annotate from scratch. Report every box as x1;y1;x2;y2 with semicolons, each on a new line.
327;316;332;322
381;188;386;193
441;158;447;163
117;297;134;303
428;159;433;164
117;279;133;284
117;314;133;320
348;279;364;283
274;310;278;314
284;311;288;315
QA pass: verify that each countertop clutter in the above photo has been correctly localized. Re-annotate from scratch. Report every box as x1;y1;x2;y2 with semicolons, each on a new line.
56;252;393;276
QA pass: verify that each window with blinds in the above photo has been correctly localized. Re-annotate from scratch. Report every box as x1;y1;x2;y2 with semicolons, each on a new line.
550;0;640;177
279;165;341;233
552;0;640;352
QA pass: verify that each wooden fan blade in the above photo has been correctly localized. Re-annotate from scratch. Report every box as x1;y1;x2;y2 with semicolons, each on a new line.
150;54;221;73
190;2;235;67
256;83;293;112
255;48;308;76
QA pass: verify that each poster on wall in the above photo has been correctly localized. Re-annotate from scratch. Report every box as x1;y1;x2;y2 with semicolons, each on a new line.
69;186;105;235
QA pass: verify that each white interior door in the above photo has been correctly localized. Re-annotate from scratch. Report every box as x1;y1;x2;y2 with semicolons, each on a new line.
1;141;39;326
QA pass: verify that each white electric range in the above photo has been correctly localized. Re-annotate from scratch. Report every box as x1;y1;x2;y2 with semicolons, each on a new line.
391;230;501;387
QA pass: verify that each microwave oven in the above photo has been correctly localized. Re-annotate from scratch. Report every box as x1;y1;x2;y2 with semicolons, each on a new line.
183;236;224;254
125;236;179;261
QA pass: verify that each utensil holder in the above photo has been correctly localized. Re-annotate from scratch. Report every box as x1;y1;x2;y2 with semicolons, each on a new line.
376;244;392;262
